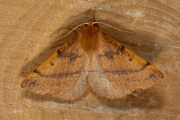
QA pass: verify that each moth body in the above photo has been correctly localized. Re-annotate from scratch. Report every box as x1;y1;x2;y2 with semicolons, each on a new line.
21;20;164;100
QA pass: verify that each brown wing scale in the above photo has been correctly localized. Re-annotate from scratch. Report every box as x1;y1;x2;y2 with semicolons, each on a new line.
22;20;164;100
88;33;164;99
21;36;89;100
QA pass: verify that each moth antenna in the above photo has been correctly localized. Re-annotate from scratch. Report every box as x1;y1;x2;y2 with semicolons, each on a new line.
93;22;134;34
51;22;88;43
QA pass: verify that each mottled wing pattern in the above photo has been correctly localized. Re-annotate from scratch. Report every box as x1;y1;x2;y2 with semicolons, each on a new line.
21;36;89;100
88;34;164;99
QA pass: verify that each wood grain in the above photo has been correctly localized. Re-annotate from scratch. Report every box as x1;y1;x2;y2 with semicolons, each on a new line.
0;0;180;120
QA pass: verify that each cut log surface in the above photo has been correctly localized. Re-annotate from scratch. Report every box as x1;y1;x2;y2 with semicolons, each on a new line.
0;0;180;120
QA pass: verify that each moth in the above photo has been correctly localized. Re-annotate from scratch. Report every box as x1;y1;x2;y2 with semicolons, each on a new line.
21;20;164;100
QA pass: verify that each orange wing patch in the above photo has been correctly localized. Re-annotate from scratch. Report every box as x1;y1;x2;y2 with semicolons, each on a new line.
88;34;164;99
22;20;164;100
21;36;89;100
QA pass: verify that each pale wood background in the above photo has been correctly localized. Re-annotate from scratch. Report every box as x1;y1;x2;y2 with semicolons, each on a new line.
0;0;180;120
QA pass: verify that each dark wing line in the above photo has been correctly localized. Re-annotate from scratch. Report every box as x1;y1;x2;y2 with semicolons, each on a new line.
33;69;81;78
104;62;151;74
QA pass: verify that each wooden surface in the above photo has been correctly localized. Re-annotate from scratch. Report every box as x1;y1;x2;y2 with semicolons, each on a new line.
0;0;180;120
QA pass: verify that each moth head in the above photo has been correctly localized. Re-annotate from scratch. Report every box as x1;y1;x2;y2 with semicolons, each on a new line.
85;20;99;27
